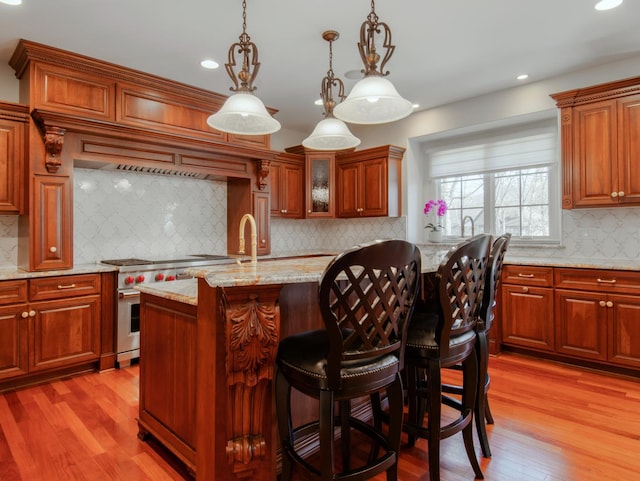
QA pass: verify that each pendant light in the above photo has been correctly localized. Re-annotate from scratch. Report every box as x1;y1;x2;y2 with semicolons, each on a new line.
302;31;361;151
333;0;413;125
206;0;281;135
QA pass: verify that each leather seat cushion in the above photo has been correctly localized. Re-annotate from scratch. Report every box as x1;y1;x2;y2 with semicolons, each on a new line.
277;329;399;393
405;310;476;361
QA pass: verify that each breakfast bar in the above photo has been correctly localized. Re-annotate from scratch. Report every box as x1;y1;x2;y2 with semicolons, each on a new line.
137;255;443;481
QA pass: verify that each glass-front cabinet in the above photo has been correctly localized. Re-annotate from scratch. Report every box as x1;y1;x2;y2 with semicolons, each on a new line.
305;152;335;217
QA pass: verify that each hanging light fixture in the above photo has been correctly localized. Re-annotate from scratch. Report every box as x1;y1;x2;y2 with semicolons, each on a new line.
206;0;281;135
303;31;361;151
333;0;413;125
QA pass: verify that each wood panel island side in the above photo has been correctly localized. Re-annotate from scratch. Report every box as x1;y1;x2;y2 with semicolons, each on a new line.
136;256;339;481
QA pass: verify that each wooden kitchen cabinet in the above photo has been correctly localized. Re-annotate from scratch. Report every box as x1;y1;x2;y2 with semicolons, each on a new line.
336;145;404;218
551;77;640;209
0;102;28;215
270;152;304;218
305;151;336;218
500;265;555;352
31;175;73;271
0;275;101;386
555;267;640;368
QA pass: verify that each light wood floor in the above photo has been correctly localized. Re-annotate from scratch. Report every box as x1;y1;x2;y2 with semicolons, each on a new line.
1;353;639;481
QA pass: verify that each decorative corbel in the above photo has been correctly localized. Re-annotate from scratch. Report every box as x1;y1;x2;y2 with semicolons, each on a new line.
256;159;270;190
43;126;66;173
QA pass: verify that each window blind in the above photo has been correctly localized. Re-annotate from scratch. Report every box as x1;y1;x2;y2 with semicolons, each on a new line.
427;119;557;178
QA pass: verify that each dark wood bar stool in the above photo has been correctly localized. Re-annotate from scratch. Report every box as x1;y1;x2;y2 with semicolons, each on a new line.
275;239;421;481
474;233;511;456
403;234;491;481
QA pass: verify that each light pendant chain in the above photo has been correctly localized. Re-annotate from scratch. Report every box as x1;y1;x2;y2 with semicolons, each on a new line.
226;0;260;93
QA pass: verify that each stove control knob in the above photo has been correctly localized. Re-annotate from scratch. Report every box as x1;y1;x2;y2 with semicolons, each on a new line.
124;276;135;285
155;273;165;281
166;275;176;281
136;275;145;283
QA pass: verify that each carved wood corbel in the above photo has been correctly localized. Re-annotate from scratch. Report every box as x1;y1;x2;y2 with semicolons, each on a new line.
222;286;281;478
43;126;66;173
257;159;270;190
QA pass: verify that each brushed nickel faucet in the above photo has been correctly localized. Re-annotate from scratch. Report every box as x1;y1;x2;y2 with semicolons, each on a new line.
238;213;258;264
462;215;475;237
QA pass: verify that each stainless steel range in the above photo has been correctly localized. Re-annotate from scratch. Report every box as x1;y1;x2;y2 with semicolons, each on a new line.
101;255;234;367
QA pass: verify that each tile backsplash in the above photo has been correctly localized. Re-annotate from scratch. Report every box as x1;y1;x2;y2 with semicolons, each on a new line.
1;169;639;267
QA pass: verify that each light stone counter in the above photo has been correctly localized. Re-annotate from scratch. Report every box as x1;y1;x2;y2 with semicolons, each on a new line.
504;255;640;271
0;262;117;280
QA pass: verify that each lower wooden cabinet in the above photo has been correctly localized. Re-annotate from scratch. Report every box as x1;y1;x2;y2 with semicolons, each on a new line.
500;265;640;373
501;266;555;351
0;274;102;386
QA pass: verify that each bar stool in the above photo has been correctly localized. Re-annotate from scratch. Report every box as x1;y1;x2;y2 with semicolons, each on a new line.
403;234;491;481
275;239;421;481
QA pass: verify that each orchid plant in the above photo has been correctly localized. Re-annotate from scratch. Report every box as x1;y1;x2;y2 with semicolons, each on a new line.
423;199;448;232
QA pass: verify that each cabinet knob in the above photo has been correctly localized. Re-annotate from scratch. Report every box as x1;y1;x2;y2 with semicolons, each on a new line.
599;300;606;307
49;246;57;253
606;301;613;308
308;210;312;213
522;286;529;293
618;191;625;197
611;192;618;198
261;239;266;245
21;311;29;318
29;310;36;317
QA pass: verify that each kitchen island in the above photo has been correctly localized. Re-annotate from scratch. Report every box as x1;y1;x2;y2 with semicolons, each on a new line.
137;255;444;481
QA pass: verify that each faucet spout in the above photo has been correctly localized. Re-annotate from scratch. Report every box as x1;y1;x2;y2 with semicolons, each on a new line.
462;215;475;238
238;213;258;264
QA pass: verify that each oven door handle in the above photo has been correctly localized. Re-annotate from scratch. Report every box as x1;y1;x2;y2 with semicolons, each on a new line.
119;289;140;299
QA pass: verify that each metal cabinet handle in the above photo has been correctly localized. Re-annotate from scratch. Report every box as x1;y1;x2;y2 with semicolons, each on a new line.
597;278;616;284
517;273;535;278
57;284;77;289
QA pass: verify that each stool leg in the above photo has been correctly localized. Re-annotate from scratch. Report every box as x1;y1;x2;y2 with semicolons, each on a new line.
385;373;403;481
340;400;351;472
463;351;484;479
475;331;492;457
319;390;336;481
275;368;293;481
427;360;442;481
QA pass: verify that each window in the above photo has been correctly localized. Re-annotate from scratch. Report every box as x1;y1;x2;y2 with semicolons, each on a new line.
425;118;560;242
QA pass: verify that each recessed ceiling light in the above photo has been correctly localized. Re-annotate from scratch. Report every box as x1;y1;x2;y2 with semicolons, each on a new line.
516;74;529;80
0;0;22;5
200;59;219;69
594;0;623;11
314;98;323;106
412;103;420;109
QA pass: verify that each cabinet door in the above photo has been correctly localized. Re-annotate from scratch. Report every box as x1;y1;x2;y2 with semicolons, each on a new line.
0;304;29;380
253;191;270;255
0;116;25;214
608;293;640;368
272;162;303;218
617;94;640;205
360;157;388;216
29;295;101;372
336;162;360;217
501;284;554;351
554;289;607;361
305;153;335;217
572;100;618;207
32;175;73;270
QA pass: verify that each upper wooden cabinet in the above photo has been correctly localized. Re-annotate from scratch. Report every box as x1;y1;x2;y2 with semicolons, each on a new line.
305;151;336;218
270;153;304;218
336;145;405;218
551;77;640;209
0;102;28;215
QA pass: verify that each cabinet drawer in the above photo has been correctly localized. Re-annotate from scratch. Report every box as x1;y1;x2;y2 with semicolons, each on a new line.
554;268;640;295
502;265;554;287
0;280;28;306
29;274;101;301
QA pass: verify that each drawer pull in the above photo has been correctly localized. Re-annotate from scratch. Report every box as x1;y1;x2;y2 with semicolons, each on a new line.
29;310;36;317
517;273;535;278
21;311;29;318
599;300;606;307
522;287;529;293
596;278;616;284
57;284;77;289
606;301;613;308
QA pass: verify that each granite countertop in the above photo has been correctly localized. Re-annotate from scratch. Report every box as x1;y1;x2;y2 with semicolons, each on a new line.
504;255;640;271
0;263;117;280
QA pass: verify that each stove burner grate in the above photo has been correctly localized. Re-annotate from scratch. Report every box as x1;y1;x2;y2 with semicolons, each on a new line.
101;258;154;266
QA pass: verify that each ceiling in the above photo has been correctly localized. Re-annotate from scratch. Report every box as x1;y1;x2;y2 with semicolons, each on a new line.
1;0;640;134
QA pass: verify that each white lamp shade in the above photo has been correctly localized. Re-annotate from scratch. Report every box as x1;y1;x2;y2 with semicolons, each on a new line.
334;76;414;125
207;92;281;135
302;117;361;150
